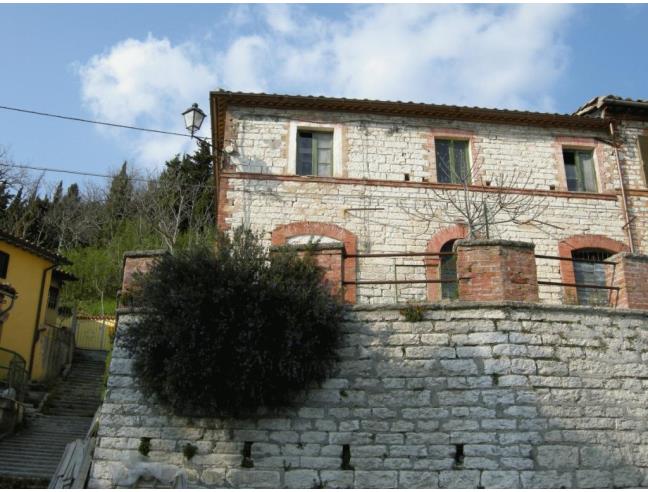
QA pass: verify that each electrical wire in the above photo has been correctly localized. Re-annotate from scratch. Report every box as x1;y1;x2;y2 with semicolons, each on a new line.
0;104;210;139
6;163;154;183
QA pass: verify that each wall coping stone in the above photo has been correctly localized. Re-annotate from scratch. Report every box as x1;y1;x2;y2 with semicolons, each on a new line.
455;239;536;250
347;300;648;317
122;250;167;259
608;251;648;263
116;300;648;317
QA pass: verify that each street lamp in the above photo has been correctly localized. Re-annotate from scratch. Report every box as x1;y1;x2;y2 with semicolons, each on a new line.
182;103;206;137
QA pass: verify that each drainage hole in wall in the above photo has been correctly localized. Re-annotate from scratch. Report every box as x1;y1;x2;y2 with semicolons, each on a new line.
453;443;465;468
241;441;254;468
341;444;354;470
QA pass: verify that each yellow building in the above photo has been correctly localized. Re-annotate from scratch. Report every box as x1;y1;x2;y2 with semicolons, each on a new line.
0;231;76;382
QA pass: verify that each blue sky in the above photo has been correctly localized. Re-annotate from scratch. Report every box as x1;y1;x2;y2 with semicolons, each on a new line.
0;3;647;191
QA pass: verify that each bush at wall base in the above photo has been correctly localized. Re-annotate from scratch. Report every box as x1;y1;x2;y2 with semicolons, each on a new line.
122;227;344;416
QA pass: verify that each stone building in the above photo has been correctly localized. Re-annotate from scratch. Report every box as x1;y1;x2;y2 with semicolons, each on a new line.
88;94;648;489
210;91;648;306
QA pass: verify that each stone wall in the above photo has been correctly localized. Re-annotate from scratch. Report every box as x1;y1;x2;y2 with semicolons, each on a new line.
90;303;648;488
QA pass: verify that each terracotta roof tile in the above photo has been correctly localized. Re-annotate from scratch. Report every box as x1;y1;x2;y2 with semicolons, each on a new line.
0;230;70;265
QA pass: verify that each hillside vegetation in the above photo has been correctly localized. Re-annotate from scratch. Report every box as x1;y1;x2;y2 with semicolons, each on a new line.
0;143;215;315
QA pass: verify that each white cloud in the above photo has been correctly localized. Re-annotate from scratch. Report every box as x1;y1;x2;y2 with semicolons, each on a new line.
222;36;269;92
77;4;573;168
264;4;572;109
78;35;217;168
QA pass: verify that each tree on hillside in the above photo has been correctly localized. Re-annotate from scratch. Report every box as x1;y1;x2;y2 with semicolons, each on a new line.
136;143;214;251
104;161;134;240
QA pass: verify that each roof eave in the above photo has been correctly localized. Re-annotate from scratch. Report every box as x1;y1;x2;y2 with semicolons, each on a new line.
0;231;71;266
210;91;609;152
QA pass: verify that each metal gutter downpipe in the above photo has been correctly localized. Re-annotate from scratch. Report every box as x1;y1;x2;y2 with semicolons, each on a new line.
610;121;635;253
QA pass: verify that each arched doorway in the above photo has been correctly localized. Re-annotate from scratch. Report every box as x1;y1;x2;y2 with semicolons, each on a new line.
271;221;357;303
425;224;467;301
571;248;613;306
557;234;628;306
440;240;458;300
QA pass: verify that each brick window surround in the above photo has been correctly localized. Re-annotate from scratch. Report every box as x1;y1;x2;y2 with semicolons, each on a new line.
554;136;607;192
557;234;628;303
425;223;468;301
271;221;357;303
428;129;480;184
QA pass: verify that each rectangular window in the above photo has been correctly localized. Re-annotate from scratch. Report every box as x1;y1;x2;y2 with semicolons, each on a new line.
0;251;8;278
639;136;648;186
563;149;597;192
436;139;470;184
297;131;333;177
47;287;59;310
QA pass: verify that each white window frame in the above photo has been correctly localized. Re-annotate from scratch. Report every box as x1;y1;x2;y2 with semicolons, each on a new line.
287;121;343;177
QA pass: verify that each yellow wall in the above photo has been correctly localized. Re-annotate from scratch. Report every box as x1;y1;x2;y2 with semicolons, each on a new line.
0;240;54;380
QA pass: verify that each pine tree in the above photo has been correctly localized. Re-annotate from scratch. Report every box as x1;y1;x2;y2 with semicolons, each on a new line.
105;161;134;241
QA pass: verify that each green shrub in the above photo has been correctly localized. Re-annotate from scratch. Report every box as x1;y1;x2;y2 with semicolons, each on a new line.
400;303;424;322
122;227;344;416
138;437;151;456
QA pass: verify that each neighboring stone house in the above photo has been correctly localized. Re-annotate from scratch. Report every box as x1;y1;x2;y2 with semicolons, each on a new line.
210;91;648;305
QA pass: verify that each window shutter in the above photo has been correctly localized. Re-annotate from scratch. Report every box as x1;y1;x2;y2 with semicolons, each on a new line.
315;132;333;177
579;151;597;192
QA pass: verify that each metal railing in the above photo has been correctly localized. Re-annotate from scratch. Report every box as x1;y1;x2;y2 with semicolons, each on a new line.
340;251;457;287
535;254;619;307
306;247;623;307
0;347;28;402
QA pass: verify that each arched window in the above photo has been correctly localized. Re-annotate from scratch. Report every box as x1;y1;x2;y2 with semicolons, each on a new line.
572;248;613;306
426;224;467;301
440;240;458;299
271;221;357;304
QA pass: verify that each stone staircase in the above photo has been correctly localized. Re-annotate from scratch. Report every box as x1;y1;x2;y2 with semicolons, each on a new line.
0;349;107;482
43;350;106;417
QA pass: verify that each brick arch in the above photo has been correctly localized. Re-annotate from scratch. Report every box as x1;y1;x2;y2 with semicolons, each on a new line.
425;224;468;301
271;221;357;303
558;234;629;303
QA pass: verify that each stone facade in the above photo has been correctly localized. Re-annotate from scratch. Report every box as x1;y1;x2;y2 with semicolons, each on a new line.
212;96;648;305
90;303;648;489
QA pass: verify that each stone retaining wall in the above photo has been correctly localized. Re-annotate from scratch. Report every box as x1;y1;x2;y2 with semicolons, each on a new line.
90;303;648;488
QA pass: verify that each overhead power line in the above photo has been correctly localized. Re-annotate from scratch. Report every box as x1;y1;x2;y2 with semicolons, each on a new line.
0;104;210;139
7;163;153;183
